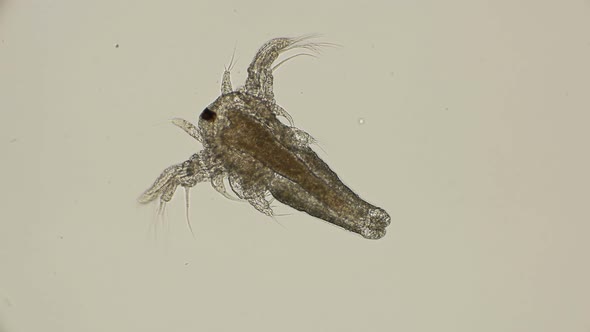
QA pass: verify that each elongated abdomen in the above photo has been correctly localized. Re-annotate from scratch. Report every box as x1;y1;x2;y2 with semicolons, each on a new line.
267;150;390;239
219;109;390;239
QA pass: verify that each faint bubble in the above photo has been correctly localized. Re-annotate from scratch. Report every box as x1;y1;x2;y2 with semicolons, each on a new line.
358;118;365;125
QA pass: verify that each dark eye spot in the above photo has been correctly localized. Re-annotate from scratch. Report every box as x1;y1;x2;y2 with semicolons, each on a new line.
200;108;217;121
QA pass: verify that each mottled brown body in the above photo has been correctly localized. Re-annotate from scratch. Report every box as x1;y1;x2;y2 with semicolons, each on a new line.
139;37;390;239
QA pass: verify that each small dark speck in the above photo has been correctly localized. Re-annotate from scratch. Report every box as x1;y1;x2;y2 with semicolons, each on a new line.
9;138;17;143
184;262;189;266
445;107;449;111
59;236;63;239
233;8;238;13
389;72;394;77
115;44;119;48
300;91;304;95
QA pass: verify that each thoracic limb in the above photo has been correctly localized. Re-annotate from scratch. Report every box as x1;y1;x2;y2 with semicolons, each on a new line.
227;173;275;216
138;152;209;204
247;194;275;217
210;172;241;201
272;104;294;126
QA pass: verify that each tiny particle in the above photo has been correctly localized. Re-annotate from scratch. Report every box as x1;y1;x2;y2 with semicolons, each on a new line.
9;138;17;143
115;44;119;48
358;118;365;125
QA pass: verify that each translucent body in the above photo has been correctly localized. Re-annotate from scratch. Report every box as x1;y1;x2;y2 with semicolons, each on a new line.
139;37;391;239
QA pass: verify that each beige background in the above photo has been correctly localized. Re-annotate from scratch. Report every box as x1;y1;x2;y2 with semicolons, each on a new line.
1;1;590;331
